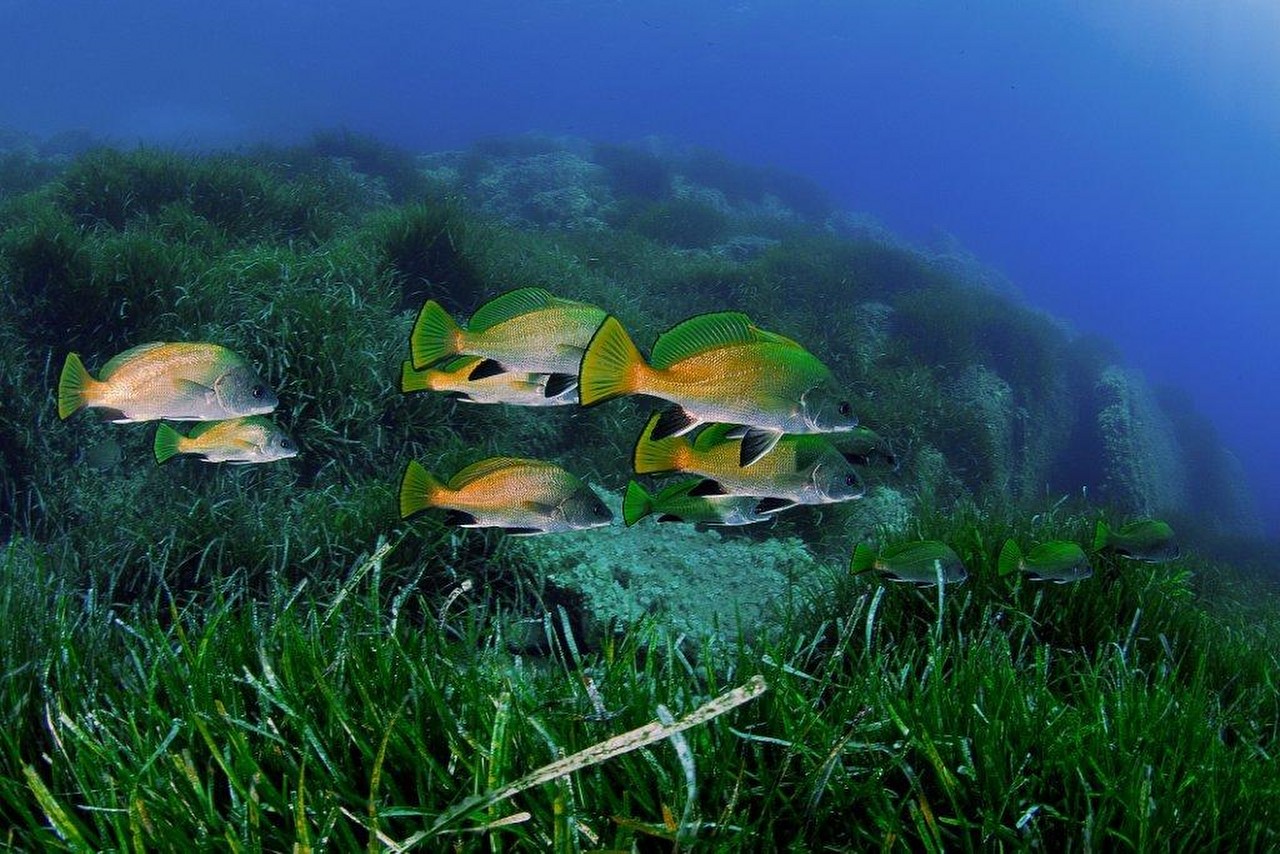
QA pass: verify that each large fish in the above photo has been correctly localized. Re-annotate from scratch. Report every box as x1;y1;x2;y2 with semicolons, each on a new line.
153;416;297;465
1093;520;1180;563
580;312;859;465
400;357;578;406
410;287;607;376
632;415;863;508
58;343;277;423
398;457;613;535
850;540;968;585
622;479;776;527
998;539;1092;583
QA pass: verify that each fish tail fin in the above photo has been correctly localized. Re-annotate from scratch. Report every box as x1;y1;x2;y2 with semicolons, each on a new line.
400;359;432;393
622;480;654;527
579;316;647;406
153;423;185;464
632;412;687;475
57;352;96;420
849;543;876;575
997;539;1022;577
1092;520;1110;552
410;301;463;369
399;460;444;519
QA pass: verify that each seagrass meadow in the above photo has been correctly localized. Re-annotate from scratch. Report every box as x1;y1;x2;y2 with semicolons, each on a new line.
1;132;1278;850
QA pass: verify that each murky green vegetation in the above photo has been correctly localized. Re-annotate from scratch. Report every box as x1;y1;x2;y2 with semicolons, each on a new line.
1;133;1276;849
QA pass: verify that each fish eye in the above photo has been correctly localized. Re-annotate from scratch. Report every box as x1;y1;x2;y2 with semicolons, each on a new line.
844;474;858;487
838;401;852;417
252;385;266;400
281;438;295;450
594;502;608;517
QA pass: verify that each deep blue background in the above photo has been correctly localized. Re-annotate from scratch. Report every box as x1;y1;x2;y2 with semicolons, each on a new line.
4;1;1277;536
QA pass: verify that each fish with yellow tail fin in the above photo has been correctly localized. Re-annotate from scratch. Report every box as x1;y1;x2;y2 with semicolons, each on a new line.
633;414;863;509
622;479;776;528
850;541;967;585
409;287;607;375
580;312;858;466
1093;520;1180;563
154;416;297;465
398;457;612;534
998;539;1092;583
400;357;578;406
58;343;276;423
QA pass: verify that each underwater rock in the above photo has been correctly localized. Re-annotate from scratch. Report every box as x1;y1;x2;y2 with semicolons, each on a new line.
1094;366;1188;516
514;491;823;647
837;485;912;543
471;150;614;230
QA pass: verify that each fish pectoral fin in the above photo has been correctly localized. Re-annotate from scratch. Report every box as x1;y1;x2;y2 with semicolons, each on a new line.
650;406;701;441
174;378;216;395
687;479;727;497
739;429;781;467
442;510;480;527
543;373;578;399
657;513;685;523
467;359;508;381
754;497;797;514
96;407;131;423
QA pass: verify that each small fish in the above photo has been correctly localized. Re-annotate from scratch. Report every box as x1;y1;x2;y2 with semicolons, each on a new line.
998;539;1092;583
154;416;297;465
841;426;899;471
622;479;775;527
58;343;277;423
1093;520;1180;563
633;414;863;509
399;457;613;534
410;287;607;375
400;358;578;406
850;540;968;585
580;312;858;465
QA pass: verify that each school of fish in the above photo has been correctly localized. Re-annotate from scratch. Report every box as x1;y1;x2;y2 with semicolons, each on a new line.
56;285;1181;584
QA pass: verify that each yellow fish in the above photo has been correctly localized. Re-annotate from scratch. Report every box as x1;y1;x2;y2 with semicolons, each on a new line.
153;416;297;465
633;416;864;507
58;343;276;423
580;312;858;464
400;357;578;406
410;287;607;376
399;457;613;534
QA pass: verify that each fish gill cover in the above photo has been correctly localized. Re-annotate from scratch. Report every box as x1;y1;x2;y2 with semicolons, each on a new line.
0;132;1278;848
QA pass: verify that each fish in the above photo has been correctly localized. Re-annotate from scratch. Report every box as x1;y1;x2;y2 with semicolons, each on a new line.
998;539;1092;583
632;414;864;509
153;416;298;465
409;287;607;375
840;426;899;471
398;456;613;534
58;343;277;423
622;479;776;527
1093;520;1180;563
579;311;859;465
849;540;968;585
400;357;578;406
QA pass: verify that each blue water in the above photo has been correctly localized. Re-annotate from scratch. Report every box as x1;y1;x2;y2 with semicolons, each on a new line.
5;1;1277;536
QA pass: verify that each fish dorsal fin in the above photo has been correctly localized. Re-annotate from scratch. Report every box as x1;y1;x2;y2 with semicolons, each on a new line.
448;456;548;487
467;287;558;331
99;342;171;378
650;312;769;369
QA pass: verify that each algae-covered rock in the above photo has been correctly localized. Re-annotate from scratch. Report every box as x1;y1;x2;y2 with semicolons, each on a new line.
1094;366;1187;515
513;491;825;646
